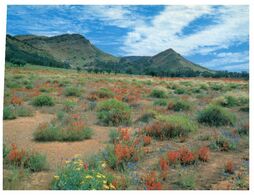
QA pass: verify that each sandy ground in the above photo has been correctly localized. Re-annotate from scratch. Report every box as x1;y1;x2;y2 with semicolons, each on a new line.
3;111;110;169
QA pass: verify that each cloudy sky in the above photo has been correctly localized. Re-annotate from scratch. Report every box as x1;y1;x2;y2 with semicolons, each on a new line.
7;5;249;72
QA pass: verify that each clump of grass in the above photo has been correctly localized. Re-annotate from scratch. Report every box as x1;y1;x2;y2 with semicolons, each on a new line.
32;95;54;107
167;100;191;111
25;153;48;172
136;111;157;123
34;121;93;142
63;87;81;97
3;105;16;120
215;95;248;107
153;99;168;106
96;88;114;98
109;129;120;144
209;131;238;151
174;173;196;190
96;99;131;126
63;100;76;112
15;105;34;117
174;88;186;95
144;114;197;139
150;89;167;98
197;105;236;126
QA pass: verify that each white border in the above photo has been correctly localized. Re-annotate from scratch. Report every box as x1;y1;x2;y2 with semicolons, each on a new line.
0;0;253;194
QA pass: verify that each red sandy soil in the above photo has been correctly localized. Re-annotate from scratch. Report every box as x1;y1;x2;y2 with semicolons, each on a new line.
3;111;110;169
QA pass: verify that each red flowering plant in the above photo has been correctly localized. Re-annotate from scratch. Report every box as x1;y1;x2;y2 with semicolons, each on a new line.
167;151;180;165
225;160;234;174
7;144;27;165
198;146;210;162
178;147;195;165
144;171;162;190
159;157;169;180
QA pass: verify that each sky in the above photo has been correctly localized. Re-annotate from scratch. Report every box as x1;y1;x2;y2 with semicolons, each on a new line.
7;5;249;72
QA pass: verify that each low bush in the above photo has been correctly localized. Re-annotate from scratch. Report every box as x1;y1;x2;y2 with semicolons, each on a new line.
4;144;48;172
63;100;76;112
96;88;114;98
25;152;48;172
96;99;131;126
34;115;93;142
150;89;167;98
174;88;186;94
209;131;238;151
136;111;157;123
3;105;16;120
32;95;54;107
144;114;197;139
153;99;168;106
15;106;34;117
51;157;116;190
175;174;196;190
197;105;236;126
63;87;81;97
167;100;191;111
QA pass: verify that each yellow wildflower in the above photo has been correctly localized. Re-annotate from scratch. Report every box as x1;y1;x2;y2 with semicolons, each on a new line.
54;175;60;180
103;180;107;184
96;175;102;178
101;162;107;168
103;184;110;190
109;183;116;190
65;160;70;164
85;175;93;179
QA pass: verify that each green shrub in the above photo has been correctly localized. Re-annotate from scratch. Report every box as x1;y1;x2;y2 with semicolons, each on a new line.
210;83;223;91
175;174;196;190
96;88;114;98
3;105;16;120
32;95;54;107
174;88;186;94
63;87;81;97
33;122;93;142
103;145;118;170
136;111;157;123
33;123;59;141
51;157;115;190
209;133;237;151
60;127;93;141
150;89;167;98
145;114;197;139
3;144;10;159
63;100;76;112
15;106;34;117
197;105;236;126
96;99;131;126
109;129;120;144
168;100;191;111
153;99;168;106
25;153;48;172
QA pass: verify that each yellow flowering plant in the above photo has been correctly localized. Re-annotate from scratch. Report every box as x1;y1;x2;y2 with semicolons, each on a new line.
51;157;116;190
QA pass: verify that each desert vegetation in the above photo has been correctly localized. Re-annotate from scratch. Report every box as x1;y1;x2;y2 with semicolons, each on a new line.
3;64;249;190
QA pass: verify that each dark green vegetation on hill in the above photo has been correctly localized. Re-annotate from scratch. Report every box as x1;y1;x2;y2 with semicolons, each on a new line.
6;34;249;79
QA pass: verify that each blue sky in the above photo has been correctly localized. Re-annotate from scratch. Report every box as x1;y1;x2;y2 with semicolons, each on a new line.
7;5;249;72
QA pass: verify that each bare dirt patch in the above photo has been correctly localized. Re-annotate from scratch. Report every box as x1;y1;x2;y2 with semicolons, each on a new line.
3;111;110;169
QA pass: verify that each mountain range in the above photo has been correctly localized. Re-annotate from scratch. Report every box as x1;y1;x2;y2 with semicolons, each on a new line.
5;33;211;76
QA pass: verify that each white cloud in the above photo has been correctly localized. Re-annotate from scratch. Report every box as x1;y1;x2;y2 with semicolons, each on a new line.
121;5;249;57
203;51;249;71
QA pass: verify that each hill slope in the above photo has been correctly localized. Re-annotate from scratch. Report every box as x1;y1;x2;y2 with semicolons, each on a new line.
6;33;212;76
15;34;119;69
5;35;70;68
